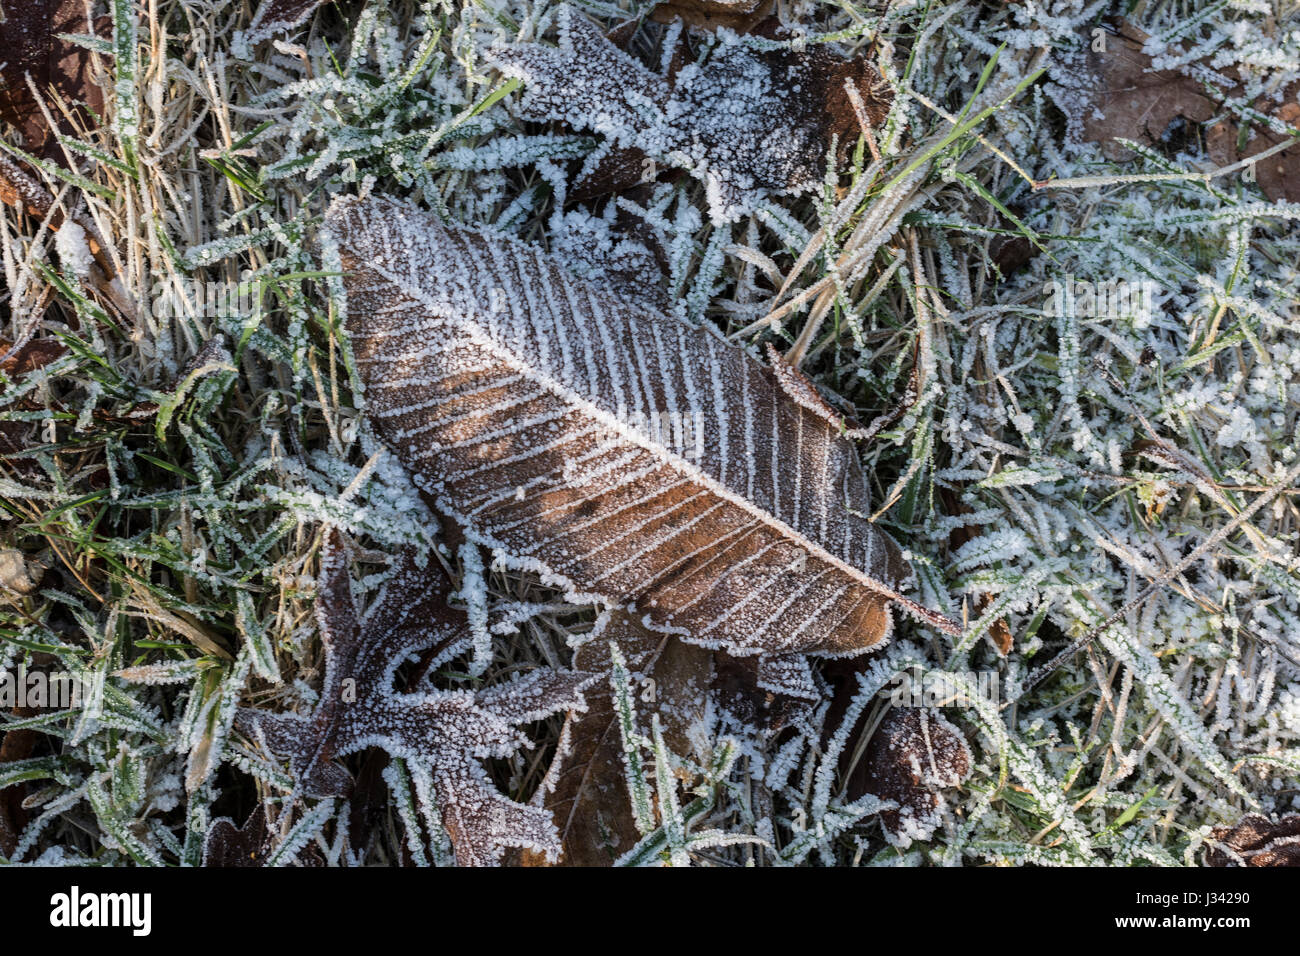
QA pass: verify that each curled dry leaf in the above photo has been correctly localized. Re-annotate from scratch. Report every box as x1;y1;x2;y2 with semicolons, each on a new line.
488;4;890;222
328;195;959;689
522;609;713;866
1205;814;1300;867
0;550;37;596
862;707;971;848
234;530;594;866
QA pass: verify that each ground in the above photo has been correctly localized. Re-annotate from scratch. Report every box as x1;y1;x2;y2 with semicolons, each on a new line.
0;0;1297;867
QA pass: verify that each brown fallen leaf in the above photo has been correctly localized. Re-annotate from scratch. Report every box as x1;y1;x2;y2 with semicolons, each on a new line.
0;2;105;221
1050;19;1300;203
488;4;891;221
0;337;69;475
0;3;137;321
522;609;713;866
650;0;775;34
235;530;594;865
1206;97;1300;204
522;612;810;867
711;650;809;730
1205;814;1300;867
0;0;107;162
328;195;959;692
861;707;972;848
245;0;331;46
1050;20;1218;162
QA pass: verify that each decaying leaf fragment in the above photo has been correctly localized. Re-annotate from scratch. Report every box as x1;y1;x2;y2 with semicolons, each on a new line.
862;708;971;847
0;0;107;162
234;530;594;865
0;4;136;320
650;0;774;34
488;4;890;222
1205;814;1300;867
0;2;125;283
522;610;713;866
202;805;325;867
1205;94;1300;205
328;195;958;694
0;337;69;474
1049;20;1217;162
1049;19;1300;203
204;806;274;867
244;0;330;46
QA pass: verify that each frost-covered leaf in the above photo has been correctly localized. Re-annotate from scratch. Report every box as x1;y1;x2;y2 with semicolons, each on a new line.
862;708;971;848
650;0;773;33
235;529;594;865
0;0;107;161
328;194;960;679
1049;20;1218;162
1205;814;1300;867
522;610;712;866
202;804;326;867
1049;19;1300;203
488;5;890;222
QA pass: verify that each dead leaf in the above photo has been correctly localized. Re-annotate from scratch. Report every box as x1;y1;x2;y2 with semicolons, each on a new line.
235;529;594;865
0;548;43;595
0;336;68;474
712;650;809;729
1050;20;1217;162
204;806;273;867
1051;19;1300;203
522;609;713;866
328;195;960;690
1206;97;1300;204
1205;814;1300;867
203;805;327;867
650;0;774;34
862;707;971;848
0;1;132;322
0;0;107;162
488;4;890;222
